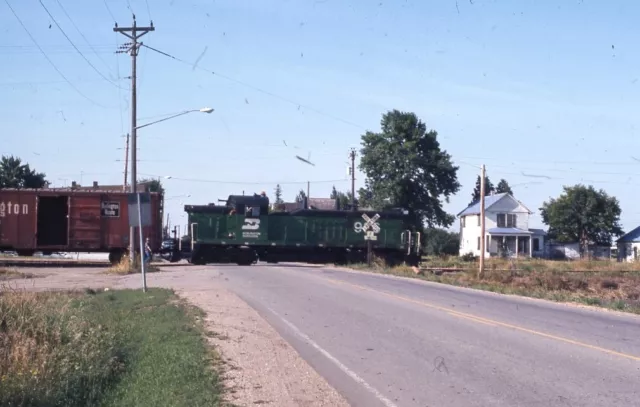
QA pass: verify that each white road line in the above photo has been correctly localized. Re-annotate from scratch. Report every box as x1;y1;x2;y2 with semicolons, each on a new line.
266;306;399;407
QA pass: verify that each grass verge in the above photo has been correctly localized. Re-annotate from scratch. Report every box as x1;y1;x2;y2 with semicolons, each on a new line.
0;287;232;407
350;257;640;315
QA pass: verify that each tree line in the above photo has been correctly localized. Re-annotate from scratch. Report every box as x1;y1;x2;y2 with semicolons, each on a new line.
3;109;627;254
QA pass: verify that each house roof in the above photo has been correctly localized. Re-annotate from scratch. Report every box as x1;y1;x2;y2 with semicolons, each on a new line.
487;227;533;235
280;198;337;212
457;193;532;217
617;225;640;243
309;198;337;210
457;193;507;216
528;228;547;235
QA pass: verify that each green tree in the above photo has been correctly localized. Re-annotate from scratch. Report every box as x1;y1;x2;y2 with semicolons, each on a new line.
359;110;460;228
274;184;284;204
295;189;307;203
495;179;513;195
330;185;357;210
0;155;47;189
470;174;495;205
540;184;623;254
139;178;165;195
422;228;460;257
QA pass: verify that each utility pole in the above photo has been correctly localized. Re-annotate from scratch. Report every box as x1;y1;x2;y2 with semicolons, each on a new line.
122;133;129;192
307;181;310;208
349;148;356;211
114;16;154;264
479;164;486;279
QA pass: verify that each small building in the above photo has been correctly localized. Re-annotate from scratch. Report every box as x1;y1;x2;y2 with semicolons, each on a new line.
616;226;640;262
457;193;546;258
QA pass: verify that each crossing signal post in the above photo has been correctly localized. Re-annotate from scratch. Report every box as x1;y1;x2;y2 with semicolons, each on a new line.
362;213;380;266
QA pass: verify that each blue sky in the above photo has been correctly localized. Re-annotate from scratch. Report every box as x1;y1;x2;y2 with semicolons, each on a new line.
2;0;640;233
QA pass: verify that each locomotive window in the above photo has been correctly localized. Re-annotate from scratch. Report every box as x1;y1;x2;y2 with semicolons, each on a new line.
246;206;260;217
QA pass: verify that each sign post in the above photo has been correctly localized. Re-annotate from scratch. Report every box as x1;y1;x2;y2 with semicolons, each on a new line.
128;192;152;292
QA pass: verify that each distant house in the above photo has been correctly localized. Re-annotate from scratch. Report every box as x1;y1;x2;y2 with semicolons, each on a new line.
546;241;614;260
457;193;546;258
276;198;338;212
616;226;640;262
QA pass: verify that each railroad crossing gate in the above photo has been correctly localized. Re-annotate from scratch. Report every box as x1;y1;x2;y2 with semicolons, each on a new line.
362;213;380;241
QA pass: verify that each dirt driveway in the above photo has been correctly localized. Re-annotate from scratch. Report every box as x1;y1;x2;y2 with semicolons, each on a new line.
5;265;349;407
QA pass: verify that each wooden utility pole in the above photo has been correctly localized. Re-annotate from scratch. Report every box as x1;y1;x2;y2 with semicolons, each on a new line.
122;133;129;192
479;164;486;278
349;148;356;211
307;181;310;204
114;16;154;263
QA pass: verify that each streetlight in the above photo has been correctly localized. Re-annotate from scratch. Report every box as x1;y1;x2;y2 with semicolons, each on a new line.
134;108;214;130
128;106;213;291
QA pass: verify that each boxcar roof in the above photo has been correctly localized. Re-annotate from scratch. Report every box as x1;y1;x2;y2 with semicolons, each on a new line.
0;188;160;195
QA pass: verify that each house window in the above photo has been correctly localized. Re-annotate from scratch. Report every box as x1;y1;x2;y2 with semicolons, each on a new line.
533;238;540;251
477;237;480;250
497;213;516;228
461;216;466;228
477;215;481;226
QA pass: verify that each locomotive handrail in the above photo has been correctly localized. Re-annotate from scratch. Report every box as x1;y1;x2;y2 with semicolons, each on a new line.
190;222;197;251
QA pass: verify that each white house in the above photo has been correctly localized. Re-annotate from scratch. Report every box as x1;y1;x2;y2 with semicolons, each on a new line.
616;226;640;262
457;193;546;258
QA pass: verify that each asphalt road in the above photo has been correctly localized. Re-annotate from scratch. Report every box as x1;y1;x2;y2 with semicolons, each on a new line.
216;263;640;407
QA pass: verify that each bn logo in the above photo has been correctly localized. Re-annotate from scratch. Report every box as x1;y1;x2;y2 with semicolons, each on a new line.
242;218;260;230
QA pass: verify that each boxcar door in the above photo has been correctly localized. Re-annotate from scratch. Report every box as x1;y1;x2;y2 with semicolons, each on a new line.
68;195;102;251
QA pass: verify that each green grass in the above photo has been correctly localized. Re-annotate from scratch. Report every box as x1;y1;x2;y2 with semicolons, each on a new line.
0;288;231;407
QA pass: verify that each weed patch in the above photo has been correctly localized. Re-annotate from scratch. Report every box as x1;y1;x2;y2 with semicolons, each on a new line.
0;287;230;406
107;255;159;275
0;268;38;281
350;257;640;315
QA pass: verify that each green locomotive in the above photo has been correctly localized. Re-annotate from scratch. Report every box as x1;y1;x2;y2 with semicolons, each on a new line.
182;194;422;266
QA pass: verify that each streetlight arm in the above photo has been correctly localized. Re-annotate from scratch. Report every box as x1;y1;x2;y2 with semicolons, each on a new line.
134;110;197;130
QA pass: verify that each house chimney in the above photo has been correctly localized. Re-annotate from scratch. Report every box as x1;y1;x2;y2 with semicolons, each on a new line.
93;181;98;188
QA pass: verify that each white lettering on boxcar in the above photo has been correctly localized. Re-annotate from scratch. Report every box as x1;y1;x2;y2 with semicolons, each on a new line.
0;201;29;217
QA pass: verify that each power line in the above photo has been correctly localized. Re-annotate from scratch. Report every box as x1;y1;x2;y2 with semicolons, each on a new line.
38;0;125;90
457;155;640;166
138;172;349;186
144;0;152;20
3;0;110;108
140;43;368;130
102;0;116;22
53;0;116;79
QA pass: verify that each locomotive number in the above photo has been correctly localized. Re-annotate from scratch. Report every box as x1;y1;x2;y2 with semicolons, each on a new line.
242;218;261;230
353;222;363;233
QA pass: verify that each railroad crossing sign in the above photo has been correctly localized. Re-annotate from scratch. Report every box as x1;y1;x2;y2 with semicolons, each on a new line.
362;213;380;240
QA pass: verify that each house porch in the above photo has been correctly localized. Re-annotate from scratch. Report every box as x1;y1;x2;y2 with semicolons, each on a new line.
487;228;533;258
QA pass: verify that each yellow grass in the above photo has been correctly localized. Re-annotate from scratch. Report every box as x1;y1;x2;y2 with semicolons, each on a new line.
107;255;159;275
421;256;640;273
353;256;640;314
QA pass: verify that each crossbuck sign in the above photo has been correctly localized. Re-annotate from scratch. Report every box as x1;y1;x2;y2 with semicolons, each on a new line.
361;213;380;241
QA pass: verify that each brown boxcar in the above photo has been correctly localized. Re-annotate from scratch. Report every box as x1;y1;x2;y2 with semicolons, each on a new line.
0;188;163;263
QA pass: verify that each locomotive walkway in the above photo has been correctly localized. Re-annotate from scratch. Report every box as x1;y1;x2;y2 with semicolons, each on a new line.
220;263;640;407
